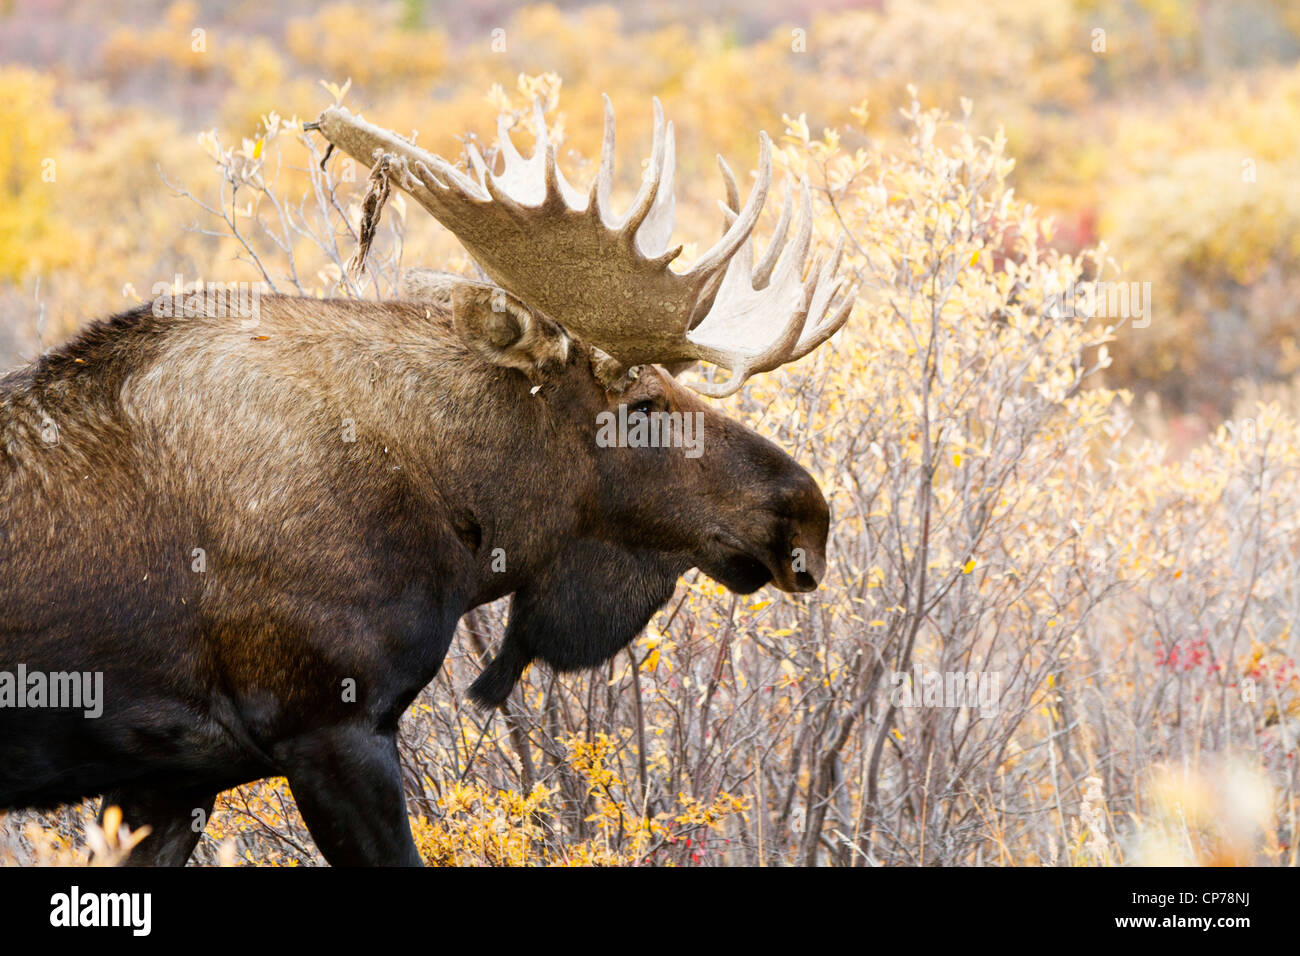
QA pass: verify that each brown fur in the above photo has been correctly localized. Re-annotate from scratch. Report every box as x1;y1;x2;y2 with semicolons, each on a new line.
0;289;829;864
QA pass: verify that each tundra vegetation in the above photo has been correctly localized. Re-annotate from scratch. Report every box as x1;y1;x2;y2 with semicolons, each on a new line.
3;0;1300;866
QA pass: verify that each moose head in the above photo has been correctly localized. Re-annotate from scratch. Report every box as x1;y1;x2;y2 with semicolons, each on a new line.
314;98;855;705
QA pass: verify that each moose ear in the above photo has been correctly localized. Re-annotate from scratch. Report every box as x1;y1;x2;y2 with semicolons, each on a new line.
468;540;682;708
451;283;570;383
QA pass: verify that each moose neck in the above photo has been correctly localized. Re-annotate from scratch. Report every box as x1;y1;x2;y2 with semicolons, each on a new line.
301;299;609;609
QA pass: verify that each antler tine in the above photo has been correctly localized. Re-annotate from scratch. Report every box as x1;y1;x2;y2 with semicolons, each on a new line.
610;98;662;227
497;111;526;169
465;140;491;186
633;116;676;257
536;101;581;214
587;94;617;225
789;236;854;361
753;181;794;290
717;154;740;224
541;140;567;214
795;286;856;361
469;157;523;209
717;157;792;293
765;177;814;299
613;99;671;251
683;132;772;282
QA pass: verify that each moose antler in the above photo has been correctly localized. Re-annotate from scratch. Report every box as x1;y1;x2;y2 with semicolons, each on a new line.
315;98;855;396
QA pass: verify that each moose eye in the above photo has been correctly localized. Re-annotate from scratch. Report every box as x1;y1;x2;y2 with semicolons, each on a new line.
629;399;657;416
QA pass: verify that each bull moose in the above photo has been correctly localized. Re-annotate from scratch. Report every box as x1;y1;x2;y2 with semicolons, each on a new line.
0;99;853;865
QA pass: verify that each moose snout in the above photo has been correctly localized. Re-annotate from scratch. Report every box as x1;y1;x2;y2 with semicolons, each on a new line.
768;530;826;592
765;478;829;593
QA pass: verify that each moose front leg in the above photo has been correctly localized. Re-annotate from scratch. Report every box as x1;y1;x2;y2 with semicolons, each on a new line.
98;787;217;866
281;726;422;866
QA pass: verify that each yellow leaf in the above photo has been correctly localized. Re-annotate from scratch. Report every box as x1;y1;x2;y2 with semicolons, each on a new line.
962;559;976;574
